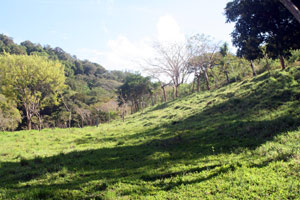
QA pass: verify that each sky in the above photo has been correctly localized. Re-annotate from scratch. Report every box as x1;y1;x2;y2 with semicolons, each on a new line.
0;0;235;72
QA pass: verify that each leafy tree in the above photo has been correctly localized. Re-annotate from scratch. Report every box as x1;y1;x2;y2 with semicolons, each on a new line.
82;60;97;75
187;34;220;91
219;42;230;83
0;54;65;130
118;74;152;113
225;0;300;70
0;94;21;131
54;47;72;61
20;40;44;55
0;34;26;55
74;60;84;75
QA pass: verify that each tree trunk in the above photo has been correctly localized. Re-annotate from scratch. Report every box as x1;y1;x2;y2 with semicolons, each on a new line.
225;70;230;84
192;77;195;93
27;118;32;130
122;111;125;122
38;115;42;131
280;0;300;24
68;112;71;128
81;117;84;128
136;101;139;112
172;87;175;99
250;60;257;77
204;70;210;90
162;86;167;102
222;63;230;84
280;55;286;70
197;75;201;93
25;107;32;130
150;94;154;106
175;85;179;98
210;68;219;89
140;99;144;113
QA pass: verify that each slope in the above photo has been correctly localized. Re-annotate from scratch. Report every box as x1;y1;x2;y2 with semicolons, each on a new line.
1;67;300;199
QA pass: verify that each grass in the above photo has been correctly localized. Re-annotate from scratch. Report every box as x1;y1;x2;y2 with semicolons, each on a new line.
1;67;300;199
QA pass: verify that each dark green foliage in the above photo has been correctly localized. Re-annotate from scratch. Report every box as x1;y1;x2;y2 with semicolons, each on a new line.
0;95;21;131
225;0;300;63
0;34;26;55
118;74;152;112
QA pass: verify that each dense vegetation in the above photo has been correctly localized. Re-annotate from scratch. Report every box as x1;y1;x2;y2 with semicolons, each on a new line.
1;66;300;199
0;34;134;130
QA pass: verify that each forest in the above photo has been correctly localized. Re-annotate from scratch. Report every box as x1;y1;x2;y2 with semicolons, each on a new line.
1;0;300;199
0;34;135;130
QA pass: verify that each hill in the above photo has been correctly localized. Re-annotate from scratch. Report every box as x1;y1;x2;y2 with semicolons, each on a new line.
1;67;300;199
0;34;133;129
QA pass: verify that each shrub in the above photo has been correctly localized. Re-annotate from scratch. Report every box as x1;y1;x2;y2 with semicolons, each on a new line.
0;94;21;131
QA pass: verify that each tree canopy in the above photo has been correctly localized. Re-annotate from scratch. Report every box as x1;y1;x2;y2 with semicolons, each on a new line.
225;0;300;69
0;54;66;129
118;74;152;112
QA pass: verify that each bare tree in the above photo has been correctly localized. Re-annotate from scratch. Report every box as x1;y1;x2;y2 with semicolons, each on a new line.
187;34;220;91
145;41;191;98
280;0;300;24
146;70;172;103
74;107;91;128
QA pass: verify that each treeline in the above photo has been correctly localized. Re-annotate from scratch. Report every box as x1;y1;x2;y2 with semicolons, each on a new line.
0;34;132;131
117;0;300;116
117;42;300;119
117;37;300;118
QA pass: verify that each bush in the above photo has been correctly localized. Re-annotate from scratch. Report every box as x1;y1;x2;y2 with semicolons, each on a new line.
288;50;300;64
0;94;21;131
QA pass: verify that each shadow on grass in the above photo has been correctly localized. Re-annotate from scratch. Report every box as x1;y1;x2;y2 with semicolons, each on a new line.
1;70;300;198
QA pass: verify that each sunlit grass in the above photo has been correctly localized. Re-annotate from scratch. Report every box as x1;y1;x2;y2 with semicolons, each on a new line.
1;67;300;199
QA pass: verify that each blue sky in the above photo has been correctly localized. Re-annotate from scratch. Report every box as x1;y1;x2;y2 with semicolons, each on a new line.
1;0;235;71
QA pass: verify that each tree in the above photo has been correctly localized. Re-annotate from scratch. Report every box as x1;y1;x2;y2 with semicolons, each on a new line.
0;54;65;130
118;74;152;113
219;43;230;83
0;94;21;131
225;0;300;70
280;0;300;24
187;34;220;91
146;41;190;98
0;34;26;55
74;106;91;128
146;69;172;103
20;40;44;55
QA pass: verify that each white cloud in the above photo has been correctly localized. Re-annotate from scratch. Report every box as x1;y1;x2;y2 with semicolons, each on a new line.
77;15;185;73
107;35;154;71
156;15;185;43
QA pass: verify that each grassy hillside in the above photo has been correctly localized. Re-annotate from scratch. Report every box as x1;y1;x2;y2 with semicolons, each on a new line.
1;67;300;199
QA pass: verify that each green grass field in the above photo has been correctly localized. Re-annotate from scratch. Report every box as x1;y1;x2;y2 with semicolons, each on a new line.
1;67;300;199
